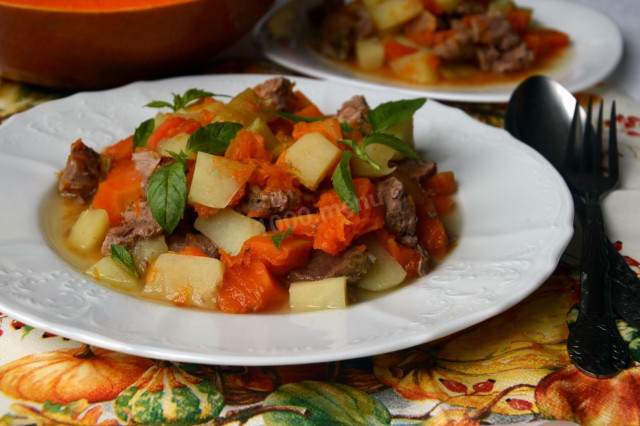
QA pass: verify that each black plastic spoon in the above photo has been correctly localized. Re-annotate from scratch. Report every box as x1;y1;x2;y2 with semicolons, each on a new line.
505;75;640;330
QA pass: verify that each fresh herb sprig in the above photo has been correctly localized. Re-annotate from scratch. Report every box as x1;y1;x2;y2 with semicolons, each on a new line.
133;118;155;149
146;160;189;234
267;110;325;123
271;226;294;249
146;88;228;112
332;97;426;214
110;244;140;278
187;122;243;155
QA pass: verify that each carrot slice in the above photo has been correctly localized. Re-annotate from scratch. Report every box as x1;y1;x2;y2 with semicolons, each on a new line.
423;171;457;195
291;117;343;143
103;136;133;161
384;39;419;61
91;160;142;225
240;234;313;275
275;214;322;237
217;256;287;313
375;229;423;277
146;116;200;149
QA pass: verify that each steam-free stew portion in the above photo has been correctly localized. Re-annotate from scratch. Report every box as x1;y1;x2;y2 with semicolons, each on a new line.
57;77;457;314
312;0;570;86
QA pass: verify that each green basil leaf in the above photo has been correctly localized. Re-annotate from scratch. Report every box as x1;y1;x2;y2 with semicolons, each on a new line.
331;151;359;215
110;244;140;278
166;150;191;169
338;138;380;171
145;100;174;109
175;88;215;110
368;98;427;132
267;110;326;123
187;122;243;155
340;121;355;135
146;88;228;112
271;226;294;249
146;162;188;233
362;132;420;163
133;118;155;149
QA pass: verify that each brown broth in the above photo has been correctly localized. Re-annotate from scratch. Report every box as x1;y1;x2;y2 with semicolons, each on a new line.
322;44;572;91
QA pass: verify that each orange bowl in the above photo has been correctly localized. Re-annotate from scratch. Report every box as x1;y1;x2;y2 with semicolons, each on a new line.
0;0;274;89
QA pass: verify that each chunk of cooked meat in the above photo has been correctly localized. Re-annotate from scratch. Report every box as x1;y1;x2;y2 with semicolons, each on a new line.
479;42;534;73
58;139;102;202
377;176;431;276
253;77;298;112
167;232;219;258
101;201;164;256
393;158;437;182
336;95;372;134
433;11;534;73
286;245;375;284
377;176;418;238
132;150;162;190
238;185;302;217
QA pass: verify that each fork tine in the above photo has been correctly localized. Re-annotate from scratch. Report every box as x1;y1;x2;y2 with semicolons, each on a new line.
608;101;619;181
582;97;593;174
593;100;603;175
566;100;581;173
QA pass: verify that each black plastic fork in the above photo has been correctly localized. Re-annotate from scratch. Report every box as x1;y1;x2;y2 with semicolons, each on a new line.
564;99;631;378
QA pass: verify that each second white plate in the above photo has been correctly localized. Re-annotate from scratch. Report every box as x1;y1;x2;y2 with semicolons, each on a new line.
254;0;623;103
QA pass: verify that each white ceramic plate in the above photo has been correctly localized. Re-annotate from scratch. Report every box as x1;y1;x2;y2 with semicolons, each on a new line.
254;0;623;103
0;74;573;366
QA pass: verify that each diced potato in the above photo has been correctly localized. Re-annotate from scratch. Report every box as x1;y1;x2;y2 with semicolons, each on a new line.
67;208;110;252
289;276;348;312
368;0;423;30
142;253;224;309
281;132;342;190
132;236;168;274
154;111;168;128
156;132;195;159
188;151;254;209
387;116;415;160
86;257;142;293
356;235;407;291
247;117;287;156
214;88;273;126
355;37;385;71
389;50;440;85
194;208;266;256
351;143;397;178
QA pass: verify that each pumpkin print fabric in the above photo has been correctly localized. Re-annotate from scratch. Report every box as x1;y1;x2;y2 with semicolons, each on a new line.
1;74;640;425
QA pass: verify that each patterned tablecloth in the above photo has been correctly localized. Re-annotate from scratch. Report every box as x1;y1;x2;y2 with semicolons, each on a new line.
1;37;640;426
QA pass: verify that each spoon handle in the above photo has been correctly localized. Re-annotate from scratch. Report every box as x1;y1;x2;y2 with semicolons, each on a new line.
566;203;630;378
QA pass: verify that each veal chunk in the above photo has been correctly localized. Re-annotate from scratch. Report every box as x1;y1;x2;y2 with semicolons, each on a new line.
253;77;298;112
377;176;431;276
377;177;417;238
58;139;102;202
286;246;375;284
100;201;164;256
336;95;372;134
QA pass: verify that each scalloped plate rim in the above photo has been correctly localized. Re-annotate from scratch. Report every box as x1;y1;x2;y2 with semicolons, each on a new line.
0;74;574;365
